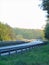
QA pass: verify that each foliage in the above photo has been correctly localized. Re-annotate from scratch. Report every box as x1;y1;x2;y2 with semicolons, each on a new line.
41;0;49;17
0;22;44;41
16;35;24;40
0;22;16;41
41;0;49;40
0;43;49;65
44;23;49;39
14;28;44;39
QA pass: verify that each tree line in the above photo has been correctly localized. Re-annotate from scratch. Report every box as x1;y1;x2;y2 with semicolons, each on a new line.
14;28;44;40
0;22;44;41
0;22;16;41
41;0;49;40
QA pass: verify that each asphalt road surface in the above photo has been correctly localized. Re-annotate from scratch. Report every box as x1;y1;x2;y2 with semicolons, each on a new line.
0;40;43;56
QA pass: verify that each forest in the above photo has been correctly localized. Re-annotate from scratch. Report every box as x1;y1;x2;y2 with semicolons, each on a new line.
0;22;44;41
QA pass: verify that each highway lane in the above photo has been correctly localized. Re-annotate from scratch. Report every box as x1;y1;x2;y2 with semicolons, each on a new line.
0;40;44;56
0;40;43;50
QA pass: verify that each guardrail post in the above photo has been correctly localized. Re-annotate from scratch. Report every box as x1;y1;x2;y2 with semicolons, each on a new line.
26;48;28;52
8;49;10;55
16;50;17;54
21;49;23;54
0;51;1;56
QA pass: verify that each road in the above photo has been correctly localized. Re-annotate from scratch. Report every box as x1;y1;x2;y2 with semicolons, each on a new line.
0;40;43;49
0;40;44;56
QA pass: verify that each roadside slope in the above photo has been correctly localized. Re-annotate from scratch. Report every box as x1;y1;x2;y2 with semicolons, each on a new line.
0;43;49;65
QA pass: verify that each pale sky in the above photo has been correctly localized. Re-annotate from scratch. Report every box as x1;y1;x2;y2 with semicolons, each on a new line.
0;0;46;29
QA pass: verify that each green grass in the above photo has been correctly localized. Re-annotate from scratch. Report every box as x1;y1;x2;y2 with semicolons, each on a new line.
0;43;49;65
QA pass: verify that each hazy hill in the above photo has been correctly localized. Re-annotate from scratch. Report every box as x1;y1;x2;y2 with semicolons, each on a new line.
0;22;44;41
13;28;44;39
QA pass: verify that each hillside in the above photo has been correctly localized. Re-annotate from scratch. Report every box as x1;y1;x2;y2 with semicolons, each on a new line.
13;28;44;39
0;22;44;41
0;22;16;41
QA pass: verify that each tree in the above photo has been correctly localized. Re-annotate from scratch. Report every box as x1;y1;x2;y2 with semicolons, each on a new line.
0;22;16;41
44;23;49;39
41;0;49;17
16;35;24;40
41;0;49;39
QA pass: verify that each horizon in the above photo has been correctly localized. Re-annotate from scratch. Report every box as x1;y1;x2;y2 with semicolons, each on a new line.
0;21;44;30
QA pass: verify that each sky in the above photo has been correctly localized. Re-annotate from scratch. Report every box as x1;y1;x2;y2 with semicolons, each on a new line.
0;0;47;29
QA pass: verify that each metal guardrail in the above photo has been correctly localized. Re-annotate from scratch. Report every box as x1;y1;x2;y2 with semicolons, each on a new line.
0;41;48;56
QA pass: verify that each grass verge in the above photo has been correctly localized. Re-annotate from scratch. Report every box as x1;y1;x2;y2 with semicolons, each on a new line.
0;43;49;65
